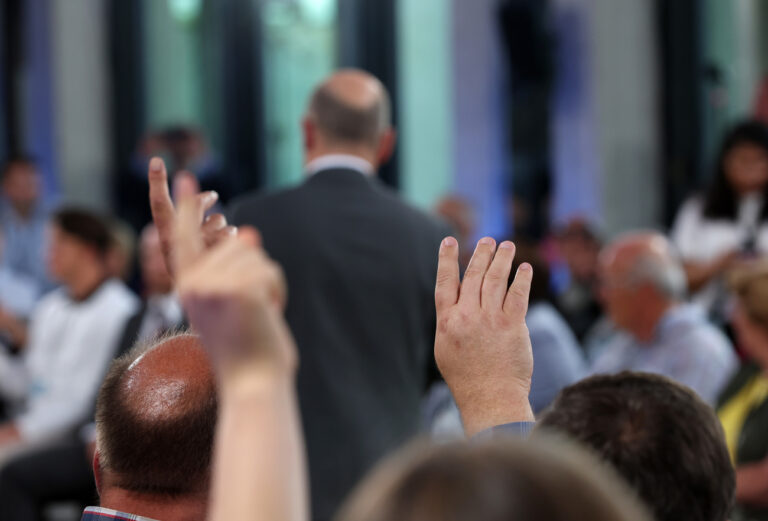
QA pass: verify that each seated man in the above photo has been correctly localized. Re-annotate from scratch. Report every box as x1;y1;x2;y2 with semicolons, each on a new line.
538;373;734;521
84;332;216;521
0;156;51;293
0;208;137;458
591;232;737;402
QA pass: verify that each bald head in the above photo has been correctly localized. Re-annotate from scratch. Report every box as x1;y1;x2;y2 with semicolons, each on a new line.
600;232;686;299
306;69;392;148
95;332;217;496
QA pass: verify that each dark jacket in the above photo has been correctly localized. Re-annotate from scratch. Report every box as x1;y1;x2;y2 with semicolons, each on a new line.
229;168;448;520
717;363;768;521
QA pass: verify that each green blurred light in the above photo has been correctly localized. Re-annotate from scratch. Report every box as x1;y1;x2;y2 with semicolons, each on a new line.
168;0;203;24
298;0;336;25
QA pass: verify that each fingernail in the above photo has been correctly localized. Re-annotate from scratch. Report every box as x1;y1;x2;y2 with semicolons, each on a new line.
149;158;163;171
229;227;238;236
442;237;458;247
478;237;494;246
519;263;532;272
206;191;219;202
500;241;515;250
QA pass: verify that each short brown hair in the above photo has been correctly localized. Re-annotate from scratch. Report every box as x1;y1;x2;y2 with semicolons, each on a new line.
52;208;114;257
538;372;734;521
338;437;651;521
95;332;217;496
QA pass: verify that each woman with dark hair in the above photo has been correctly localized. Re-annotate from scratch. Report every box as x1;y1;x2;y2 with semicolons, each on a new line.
672;120;768;314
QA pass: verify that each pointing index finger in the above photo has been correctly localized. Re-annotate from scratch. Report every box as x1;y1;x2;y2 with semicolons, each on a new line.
148;157;175;266
173;172;205;274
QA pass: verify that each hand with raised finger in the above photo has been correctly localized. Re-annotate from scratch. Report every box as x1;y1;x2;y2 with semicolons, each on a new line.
173;183;295;390
434;236;534;437
148;157;228;276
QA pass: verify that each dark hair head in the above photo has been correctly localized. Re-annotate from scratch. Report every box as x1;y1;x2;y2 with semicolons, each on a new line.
51;208;114;257
538;372;734;521
308;71;391;147
1;155;38;181
338;437;651;521
703;120;768;220
508;242;552;303
95;332;217;496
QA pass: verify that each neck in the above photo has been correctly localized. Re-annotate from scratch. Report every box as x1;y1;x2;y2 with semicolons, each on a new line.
67;264;109;301
304;147;378;170
629;300;676;343
100;488;207;521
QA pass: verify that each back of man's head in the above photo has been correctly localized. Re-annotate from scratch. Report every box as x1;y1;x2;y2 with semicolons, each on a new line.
537;372;734;521
306;69;391;149
95;332;217;499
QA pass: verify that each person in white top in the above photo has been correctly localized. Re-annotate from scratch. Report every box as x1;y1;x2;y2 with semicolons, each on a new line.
672;121;768;316
0;208;137;460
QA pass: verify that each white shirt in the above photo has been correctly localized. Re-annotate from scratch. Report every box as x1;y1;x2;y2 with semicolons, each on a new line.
136;293;184;342
0;279;138;442
672;195;768;309
304;154;375;177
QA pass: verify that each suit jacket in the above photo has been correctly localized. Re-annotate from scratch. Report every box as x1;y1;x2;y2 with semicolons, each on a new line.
230;168;448;520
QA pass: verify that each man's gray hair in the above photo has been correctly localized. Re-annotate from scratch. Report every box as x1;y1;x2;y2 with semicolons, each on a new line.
307;84;391;146
626;250;687;299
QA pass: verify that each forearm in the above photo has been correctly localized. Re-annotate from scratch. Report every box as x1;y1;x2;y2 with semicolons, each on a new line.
0;315;27;349
209;375;308;521
736;461;768;507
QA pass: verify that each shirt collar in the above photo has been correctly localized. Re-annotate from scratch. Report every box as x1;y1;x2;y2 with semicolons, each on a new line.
304;154;375;177
82;506;159;521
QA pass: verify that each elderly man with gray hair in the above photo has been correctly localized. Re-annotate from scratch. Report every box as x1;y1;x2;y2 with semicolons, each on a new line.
591;231;737;403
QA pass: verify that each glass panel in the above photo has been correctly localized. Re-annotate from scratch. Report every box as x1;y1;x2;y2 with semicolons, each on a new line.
260;0;338;188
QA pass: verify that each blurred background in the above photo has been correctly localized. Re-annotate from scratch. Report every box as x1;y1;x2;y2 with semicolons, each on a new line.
0;0;767;240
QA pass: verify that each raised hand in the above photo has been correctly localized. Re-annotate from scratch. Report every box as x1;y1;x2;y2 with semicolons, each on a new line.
148;157;234;276
434;237;535;436
172;176;294;386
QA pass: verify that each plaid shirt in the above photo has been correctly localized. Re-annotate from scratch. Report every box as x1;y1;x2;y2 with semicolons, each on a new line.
81;507;159;521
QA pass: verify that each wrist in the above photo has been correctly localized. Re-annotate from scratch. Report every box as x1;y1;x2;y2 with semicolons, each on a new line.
219;363;295;401
453;384;534;438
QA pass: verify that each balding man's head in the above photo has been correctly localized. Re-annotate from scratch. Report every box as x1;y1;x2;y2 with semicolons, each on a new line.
304;69;395;167
598;232;686;338
600;232;686;299
95;332;217;497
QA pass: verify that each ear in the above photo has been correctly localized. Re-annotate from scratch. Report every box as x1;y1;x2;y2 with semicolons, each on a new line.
377;128;397;166
302;117;316;152
93;448;102;496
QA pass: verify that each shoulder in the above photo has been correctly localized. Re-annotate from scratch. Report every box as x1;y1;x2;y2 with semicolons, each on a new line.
673;195;706;226
96;281;139;312
227;186;304;225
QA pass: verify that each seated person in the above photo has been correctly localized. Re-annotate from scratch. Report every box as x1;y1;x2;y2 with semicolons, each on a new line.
0;222;183;520
591;231;737;403
716;263;768;521
0;156;52;293
0;208;137;461
538;373;734;521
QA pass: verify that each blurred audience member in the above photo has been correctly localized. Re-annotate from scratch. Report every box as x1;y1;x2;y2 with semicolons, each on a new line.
338;438;651;521
538;372;735;521
555;217;603;341
716;264;768;521
592;232;737;402
176;68;447;520
105;218;136;283
434;195;476;272
118;126;235;232
0;209;137;461
0;223;183;520
672;121;768;317
0;156;51;294
513;244;586;411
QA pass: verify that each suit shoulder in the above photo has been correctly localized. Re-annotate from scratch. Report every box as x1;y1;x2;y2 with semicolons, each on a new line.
228;185;305;225
371;184;451;235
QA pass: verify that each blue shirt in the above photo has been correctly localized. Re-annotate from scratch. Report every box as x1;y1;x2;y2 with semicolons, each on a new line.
81;507;157;521
0;201;51;289
591;304;738;403
527;302;587;412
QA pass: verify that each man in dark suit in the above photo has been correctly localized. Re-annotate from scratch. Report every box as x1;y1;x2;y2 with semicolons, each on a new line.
148;69;448;521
